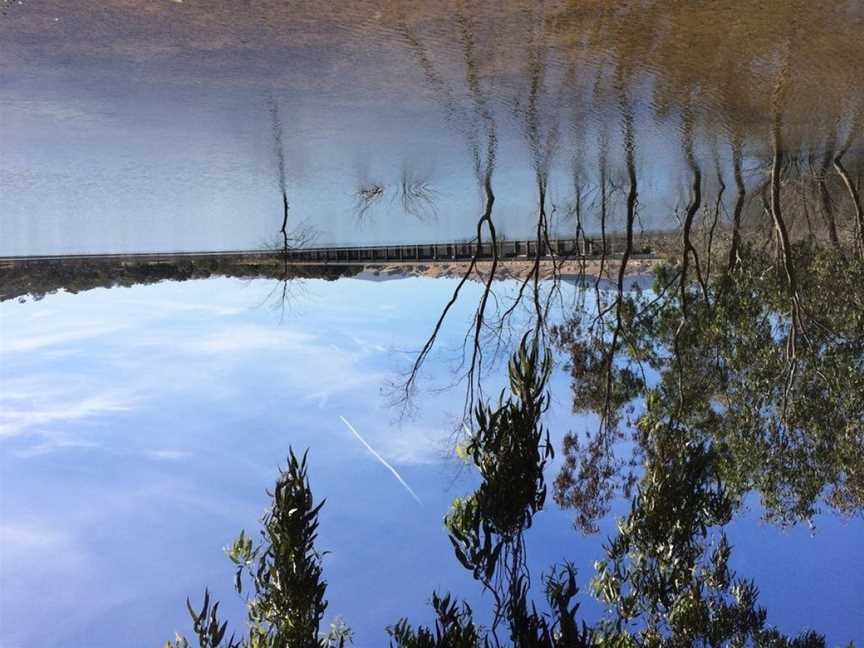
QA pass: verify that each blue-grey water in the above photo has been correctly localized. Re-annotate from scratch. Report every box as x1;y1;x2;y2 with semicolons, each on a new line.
1;2;863;646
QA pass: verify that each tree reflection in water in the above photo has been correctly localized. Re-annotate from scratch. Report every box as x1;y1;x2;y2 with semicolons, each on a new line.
166;333;844;646
160;2;861;644
165;108;862;643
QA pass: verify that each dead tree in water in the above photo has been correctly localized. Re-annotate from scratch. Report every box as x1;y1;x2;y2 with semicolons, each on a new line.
395;7;501;420
818;128;842;249
267;94;291;249
395;8;569;422
728;136;747;274
679;107;709;315
833;154;864;257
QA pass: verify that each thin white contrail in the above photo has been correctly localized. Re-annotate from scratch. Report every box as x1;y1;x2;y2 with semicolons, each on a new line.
339;416;422;506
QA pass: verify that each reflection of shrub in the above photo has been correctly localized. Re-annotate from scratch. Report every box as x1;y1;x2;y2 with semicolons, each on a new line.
166;449;350;648
446;333;553;582
399;167;438;222
355;183;386;221
166;334;837;647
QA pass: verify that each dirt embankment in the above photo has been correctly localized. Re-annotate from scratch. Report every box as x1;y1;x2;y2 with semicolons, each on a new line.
360;257;662;281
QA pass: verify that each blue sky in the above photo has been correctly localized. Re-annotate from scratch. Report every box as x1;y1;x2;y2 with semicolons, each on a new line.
1;276;862;646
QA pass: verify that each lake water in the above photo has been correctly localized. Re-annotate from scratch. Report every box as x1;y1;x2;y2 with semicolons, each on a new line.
1;2;862;646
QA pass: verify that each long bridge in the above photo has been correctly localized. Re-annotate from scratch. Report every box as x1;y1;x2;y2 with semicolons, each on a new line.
0;236;668;302
0;235;662;267
277;236;652;264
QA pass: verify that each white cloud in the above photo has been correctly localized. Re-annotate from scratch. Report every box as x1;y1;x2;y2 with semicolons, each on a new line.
116;298;245;317
188;325;316;354
375;422;447;466
0;392;136;438
0;323;124;354
11;438;101;458
145;449;190;461
0;524;71;557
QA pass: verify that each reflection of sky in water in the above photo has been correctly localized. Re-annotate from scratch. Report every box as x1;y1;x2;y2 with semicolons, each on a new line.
0;2;802;258
1;277;861;645
0;75;686;256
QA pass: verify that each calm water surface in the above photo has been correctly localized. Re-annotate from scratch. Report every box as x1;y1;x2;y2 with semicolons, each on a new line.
1;2;863;646
1;1;861;255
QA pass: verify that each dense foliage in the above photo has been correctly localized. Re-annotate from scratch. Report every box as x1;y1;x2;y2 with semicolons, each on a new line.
553;242;864;532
